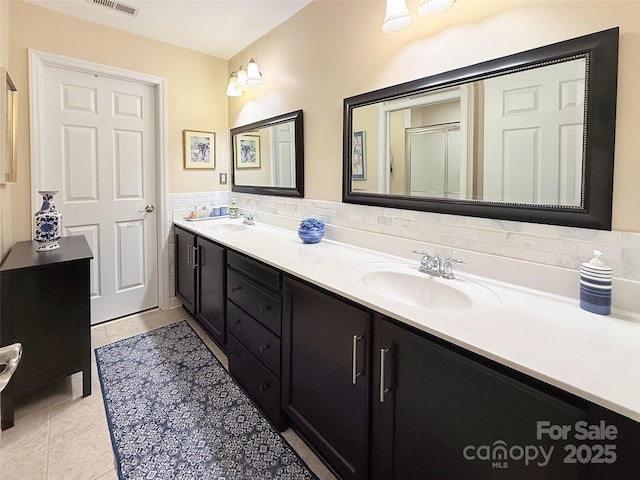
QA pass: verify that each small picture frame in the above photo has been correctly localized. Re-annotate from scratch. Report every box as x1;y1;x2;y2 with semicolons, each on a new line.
235;134;261;169
183;130;215;169
352;130;366;180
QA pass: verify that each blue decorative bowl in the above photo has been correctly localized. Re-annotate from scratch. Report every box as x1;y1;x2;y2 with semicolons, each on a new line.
298;218;325;244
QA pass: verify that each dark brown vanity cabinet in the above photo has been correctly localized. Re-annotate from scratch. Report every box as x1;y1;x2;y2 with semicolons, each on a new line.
371;317;640;480
195;237;226;346
282;277;371;480
280;277;640;480
175;226;226;347
226;251;287;430
175;226;197;314
372;318;584;479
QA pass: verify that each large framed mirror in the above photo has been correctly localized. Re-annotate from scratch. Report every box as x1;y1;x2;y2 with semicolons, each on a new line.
343;28;619;230
231;109;304;197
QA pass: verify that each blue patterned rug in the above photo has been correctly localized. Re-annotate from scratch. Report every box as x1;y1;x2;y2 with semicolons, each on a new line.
95;320;318;480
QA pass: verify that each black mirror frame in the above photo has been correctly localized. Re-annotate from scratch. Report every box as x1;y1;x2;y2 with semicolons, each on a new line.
231;109;304;197
342;28;619;230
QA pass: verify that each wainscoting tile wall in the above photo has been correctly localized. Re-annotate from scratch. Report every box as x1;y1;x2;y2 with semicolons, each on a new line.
230;193;640;282
166;191;640;301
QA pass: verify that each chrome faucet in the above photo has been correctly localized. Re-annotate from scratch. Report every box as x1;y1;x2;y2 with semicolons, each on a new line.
240;213;255;225
411;250;465;279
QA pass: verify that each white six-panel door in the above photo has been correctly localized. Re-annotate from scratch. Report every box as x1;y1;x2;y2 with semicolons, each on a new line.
271;122;295;187
482;59;585;206
39;65;158;324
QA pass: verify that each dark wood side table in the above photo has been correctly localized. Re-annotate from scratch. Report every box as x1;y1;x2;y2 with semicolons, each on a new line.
0;236;93;429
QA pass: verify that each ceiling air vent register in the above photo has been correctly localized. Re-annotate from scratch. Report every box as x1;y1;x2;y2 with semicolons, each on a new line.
86;0;139;17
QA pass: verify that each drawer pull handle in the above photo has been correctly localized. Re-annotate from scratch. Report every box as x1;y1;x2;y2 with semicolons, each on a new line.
261;305;272;312
352;335;363;385
259;344;270;352
232;286;242;292
258;383;269;392
380;347;390;402
232;318;241;326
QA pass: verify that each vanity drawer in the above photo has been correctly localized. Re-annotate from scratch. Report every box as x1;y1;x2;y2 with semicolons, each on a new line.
227;250;280;291
227;334;286;430
227;269;281;335
227;301;281;377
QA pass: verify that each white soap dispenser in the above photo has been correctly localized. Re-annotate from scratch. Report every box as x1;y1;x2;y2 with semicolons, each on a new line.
579;250;612;315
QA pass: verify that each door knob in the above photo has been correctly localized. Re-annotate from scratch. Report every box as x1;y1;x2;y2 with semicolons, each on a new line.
137;204;155;213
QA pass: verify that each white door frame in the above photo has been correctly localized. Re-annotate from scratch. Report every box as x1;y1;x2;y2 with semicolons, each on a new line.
28;49;170;313
377;87;468;195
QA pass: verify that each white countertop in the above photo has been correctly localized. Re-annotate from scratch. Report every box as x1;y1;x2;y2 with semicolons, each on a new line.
174;217;640;422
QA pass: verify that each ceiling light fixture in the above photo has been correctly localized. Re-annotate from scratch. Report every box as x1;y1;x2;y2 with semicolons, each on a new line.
382;0;457;33
226;58;263;97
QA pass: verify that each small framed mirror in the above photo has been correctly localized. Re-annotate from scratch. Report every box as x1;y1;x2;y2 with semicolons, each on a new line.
231;110;304;197
343;28;619;230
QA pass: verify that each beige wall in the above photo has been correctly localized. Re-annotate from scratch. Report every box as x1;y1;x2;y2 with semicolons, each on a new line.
6;0;229;245
228;0;640;233
234;129;273;186
0;0;12;260
352;105;378;192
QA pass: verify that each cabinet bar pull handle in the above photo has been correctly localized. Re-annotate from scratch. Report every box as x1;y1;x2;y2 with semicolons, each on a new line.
259;383;269;392
187;245;193;266
261;305;272;312
260;344;270;352
232;286;242;292
192;245;199;269
232;318;241;326
352;335;363;385
380;347;390;402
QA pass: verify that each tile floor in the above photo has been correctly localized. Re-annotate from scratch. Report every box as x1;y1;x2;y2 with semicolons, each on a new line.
0;308;336;480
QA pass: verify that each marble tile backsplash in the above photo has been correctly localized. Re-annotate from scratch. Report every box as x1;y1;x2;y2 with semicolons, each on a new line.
166;191;640;283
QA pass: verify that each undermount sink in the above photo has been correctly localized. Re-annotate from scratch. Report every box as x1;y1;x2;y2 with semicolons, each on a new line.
350;262;499;313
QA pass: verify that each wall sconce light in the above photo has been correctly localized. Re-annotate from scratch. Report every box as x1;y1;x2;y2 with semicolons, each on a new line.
246;58;263;86
225;72;242;97
226;58;263;96
382;0;413;33
382;0;456;33
418;0;456;16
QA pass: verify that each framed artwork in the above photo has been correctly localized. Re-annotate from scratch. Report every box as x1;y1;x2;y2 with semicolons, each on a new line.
183;130;215;169
0;67;17;183
236;134;261;169
352;130;366;180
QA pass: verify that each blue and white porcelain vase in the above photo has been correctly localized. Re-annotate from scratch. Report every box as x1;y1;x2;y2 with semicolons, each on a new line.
298;218;325;244
34;190;62;251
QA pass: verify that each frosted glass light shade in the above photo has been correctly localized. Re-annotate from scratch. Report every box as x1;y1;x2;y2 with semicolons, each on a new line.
382;0;413;33
236;66;249;91
225;72;242;97
417;0;456;16
246;58;263;86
